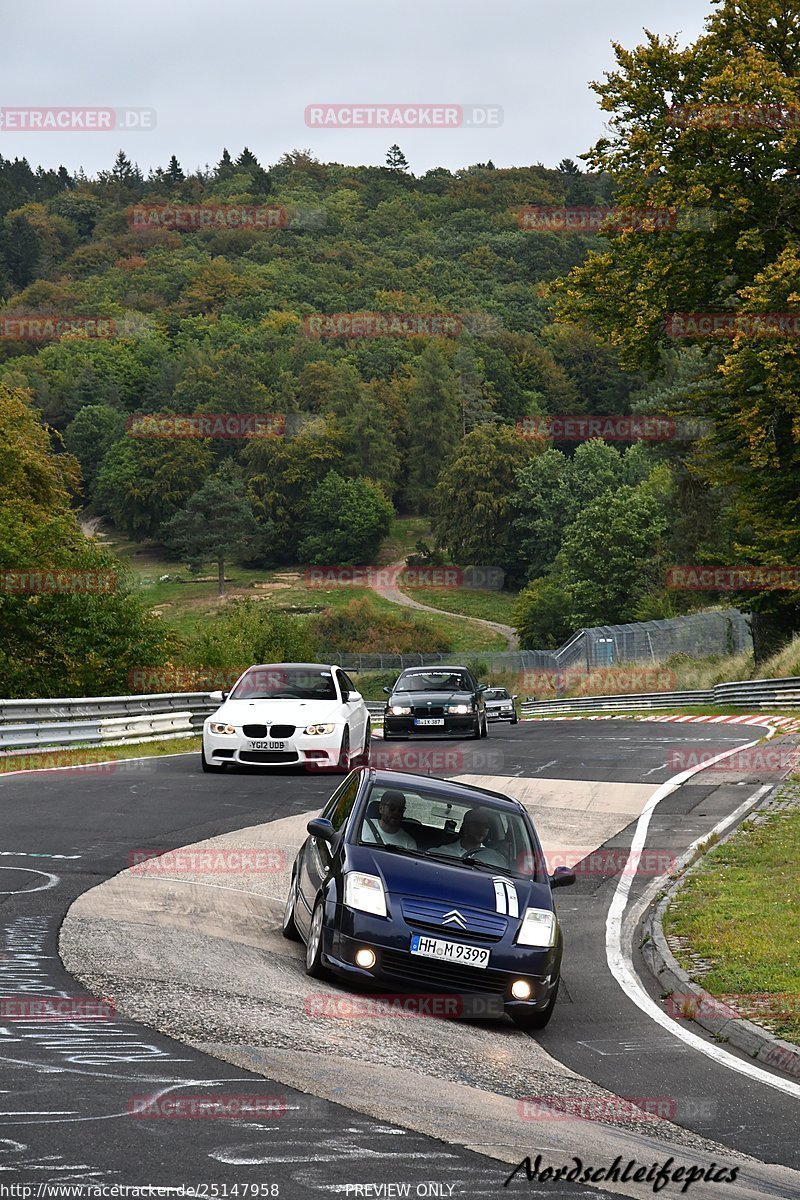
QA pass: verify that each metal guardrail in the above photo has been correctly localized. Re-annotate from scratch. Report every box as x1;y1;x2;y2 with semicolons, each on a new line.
521;691;714;715
0;692;386;757
3;674;796;756
0;693;218;758
0;712;195;753
520;676;800;715
0;692;217;723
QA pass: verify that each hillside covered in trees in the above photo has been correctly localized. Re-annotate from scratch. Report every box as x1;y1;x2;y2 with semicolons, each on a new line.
1;0;798;694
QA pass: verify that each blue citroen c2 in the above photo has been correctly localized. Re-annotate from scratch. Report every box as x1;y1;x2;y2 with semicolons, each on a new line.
282;768;575;1029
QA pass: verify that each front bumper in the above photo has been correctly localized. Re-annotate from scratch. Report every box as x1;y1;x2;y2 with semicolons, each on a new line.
324;908;559;1016
486;708;515;721
203;726;343;768
384;714;478;736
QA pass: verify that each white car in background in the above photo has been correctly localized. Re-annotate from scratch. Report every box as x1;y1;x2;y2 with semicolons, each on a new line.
201;663;370;773
483;686;519;724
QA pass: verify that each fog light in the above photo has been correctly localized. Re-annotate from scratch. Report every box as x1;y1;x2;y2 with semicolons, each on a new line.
511;979;532;1001
355;948;376;969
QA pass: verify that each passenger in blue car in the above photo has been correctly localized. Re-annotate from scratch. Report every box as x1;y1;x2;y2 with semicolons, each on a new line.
432;807;508;869
361;789;419;850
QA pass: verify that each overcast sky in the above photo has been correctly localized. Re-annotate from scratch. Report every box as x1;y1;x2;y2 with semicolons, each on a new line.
1;0;711;177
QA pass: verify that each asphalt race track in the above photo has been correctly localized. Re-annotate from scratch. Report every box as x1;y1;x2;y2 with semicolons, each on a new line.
1;719;799;1198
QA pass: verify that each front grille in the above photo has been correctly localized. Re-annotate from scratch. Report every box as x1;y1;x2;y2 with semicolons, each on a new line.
242;723;296;739
401;899;507;942
239;750;299;763
412;706;445;718
380;949;509;995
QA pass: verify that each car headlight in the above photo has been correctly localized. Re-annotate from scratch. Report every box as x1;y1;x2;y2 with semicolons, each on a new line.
305;723;336;735
390;705;412;715
446;703;473;714
209;722;236;735
516;908;556;948
344;871;387;917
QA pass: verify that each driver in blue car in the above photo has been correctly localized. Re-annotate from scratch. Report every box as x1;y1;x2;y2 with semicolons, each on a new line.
361;789;418;849
432;807;507;868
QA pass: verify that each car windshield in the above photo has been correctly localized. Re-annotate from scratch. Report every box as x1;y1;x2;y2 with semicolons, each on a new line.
229;667;337;701
394;671;471;693
356;782;545;879
484;689;510;700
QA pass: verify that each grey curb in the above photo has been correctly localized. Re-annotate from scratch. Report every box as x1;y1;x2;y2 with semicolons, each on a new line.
641;786;800;1082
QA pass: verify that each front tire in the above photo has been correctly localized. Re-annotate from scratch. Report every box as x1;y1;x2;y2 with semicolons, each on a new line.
481;713;489;738
201;744;225;773
305;899;329;978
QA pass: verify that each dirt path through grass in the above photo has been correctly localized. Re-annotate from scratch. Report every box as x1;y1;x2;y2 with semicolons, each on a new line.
370;559;519;650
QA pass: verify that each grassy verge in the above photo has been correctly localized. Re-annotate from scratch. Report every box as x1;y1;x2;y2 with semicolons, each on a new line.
663;783;800;1045
398;583;518;626
100;522;506;653
375;517;432;566
0;736;201;774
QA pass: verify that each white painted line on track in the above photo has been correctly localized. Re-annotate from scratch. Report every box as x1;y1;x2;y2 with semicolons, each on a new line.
606;724;800;1099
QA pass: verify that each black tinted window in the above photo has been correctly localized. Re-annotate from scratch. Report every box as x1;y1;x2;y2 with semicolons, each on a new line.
326;774;360;831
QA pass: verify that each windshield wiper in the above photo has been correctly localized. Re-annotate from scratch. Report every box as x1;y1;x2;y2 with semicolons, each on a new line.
424;849;513;874
424;849;487;870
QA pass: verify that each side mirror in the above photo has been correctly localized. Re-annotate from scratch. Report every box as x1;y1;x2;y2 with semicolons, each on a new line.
307;817;337;843
550;867;576;889
222;692;229;701
208;690;224;702
477;684;487;693
383;687;391;695
348;690;362;701
512;695;518;701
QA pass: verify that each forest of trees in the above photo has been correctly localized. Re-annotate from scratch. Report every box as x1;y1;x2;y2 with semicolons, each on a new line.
1;0;798;694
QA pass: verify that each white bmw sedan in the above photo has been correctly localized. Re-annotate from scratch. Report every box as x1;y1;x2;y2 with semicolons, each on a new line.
201;663;371;773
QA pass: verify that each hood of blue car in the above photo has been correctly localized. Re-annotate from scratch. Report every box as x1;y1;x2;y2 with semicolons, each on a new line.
346;844;553;916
